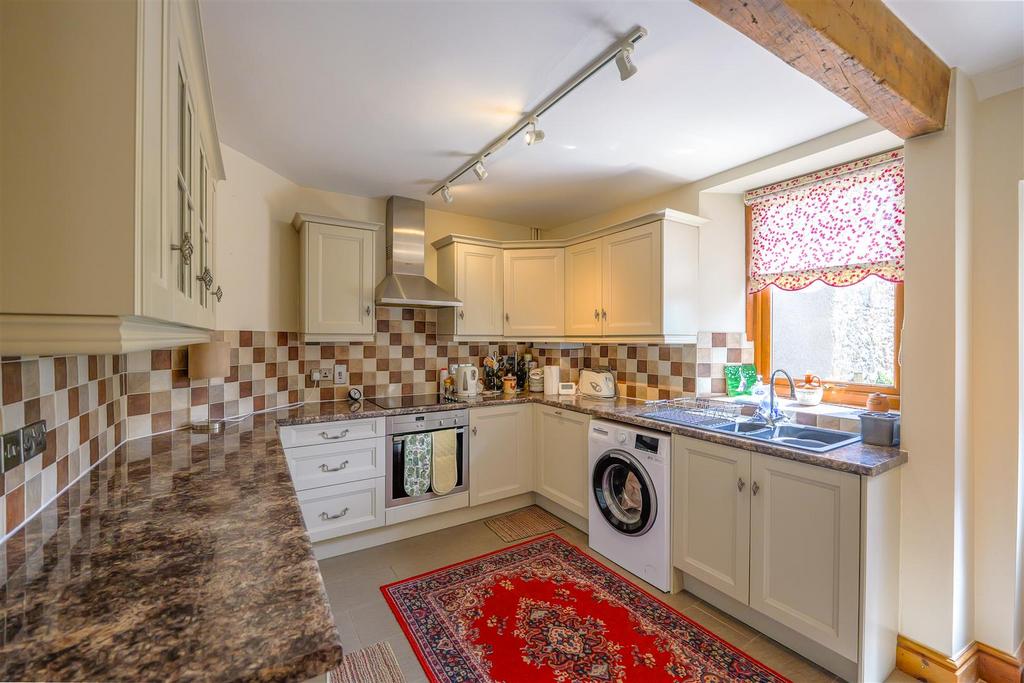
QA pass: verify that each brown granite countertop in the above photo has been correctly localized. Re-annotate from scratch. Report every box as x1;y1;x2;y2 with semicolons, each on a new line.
0;413;343;683
280;394;907;476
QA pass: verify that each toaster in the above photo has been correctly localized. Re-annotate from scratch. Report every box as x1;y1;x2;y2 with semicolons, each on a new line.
578;368;616;398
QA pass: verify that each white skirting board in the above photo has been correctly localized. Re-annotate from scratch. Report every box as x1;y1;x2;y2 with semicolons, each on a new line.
533;492;588;534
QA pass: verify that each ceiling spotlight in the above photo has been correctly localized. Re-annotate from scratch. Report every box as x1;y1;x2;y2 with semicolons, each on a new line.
615;44;638;81
440;185;453;204
524;117;545;146
472;160;488;181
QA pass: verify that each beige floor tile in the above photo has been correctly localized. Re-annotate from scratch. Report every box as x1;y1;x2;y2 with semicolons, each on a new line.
742;635;837;683
348;597;405;646
330;609;362;652
322;565;397;610
883;669;920;683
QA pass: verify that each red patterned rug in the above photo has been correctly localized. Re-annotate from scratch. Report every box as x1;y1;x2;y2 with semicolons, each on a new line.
381;534;790;682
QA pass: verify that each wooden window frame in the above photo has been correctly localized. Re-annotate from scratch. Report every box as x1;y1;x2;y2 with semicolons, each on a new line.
745;206;903;409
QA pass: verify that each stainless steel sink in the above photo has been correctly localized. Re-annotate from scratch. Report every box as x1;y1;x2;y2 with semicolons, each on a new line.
711;421;860;453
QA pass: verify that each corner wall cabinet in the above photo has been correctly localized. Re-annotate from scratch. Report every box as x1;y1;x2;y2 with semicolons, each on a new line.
431;209;706;344
293;213;379;342
0;0;224;354
503;248;565;337
435;241;504;339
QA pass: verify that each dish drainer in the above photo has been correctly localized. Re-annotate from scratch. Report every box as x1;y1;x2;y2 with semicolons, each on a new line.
639;397;743;429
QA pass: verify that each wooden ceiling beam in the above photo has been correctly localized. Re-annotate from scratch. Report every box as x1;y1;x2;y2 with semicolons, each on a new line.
691;0;951;139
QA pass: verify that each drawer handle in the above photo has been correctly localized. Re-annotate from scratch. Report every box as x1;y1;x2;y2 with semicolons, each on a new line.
553;410;563;415
319;429;350;440
320;461;349;472
320;507;350;521
471;426;478;436
737;477;745;492
751;481;760;496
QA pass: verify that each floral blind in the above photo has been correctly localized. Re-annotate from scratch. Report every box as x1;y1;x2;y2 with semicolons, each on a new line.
745;149;905;293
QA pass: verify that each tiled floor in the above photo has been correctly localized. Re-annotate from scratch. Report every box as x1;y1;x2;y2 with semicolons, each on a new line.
318;514;916;683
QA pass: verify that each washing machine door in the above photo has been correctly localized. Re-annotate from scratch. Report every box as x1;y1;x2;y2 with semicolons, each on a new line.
592;449;657;536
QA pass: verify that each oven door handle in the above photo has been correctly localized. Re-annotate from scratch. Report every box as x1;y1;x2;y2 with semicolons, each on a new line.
392;426;467;441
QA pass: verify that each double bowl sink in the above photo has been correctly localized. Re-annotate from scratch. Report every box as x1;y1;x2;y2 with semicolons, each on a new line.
709;421;860;452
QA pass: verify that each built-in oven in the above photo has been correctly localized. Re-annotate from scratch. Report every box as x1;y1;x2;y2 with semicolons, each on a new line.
385;409;469;508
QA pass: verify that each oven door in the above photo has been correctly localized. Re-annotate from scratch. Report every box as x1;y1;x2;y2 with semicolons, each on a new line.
386;427;468;507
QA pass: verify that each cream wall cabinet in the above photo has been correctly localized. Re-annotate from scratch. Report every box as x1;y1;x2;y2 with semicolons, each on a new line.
294;214;379;342
0;0;225;355
601;223;663;336
534;405;589;517
503;249;565;337
673;438;751;604
564;240;604;336
436;241;504;339
469;405;534;505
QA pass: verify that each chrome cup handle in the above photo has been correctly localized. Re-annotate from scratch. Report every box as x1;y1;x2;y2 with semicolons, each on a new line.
319;461;349;472
320;507;349;521
319;429;350;440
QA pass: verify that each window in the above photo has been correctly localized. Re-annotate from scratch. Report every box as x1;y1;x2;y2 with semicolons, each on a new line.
745;150;905;407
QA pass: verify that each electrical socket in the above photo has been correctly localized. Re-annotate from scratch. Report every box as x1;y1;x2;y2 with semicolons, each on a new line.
334;364;348;385
309;368;325;383
22;420;47;462
2;429;23;473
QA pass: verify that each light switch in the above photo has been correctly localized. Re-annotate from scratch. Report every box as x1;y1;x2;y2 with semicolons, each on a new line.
334;364;348;385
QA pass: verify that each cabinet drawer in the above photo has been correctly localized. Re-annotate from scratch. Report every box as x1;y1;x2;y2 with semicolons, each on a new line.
286;438;386;491
278;417;384;448
297;478;385;542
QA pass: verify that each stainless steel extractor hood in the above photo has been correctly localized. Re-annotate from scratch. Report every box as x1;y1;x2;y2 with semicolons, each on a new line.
375;196;462;308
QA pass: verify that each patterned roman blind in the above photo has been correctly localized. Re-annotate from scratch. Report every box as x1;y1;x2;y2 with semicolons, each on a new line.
744;149;905;293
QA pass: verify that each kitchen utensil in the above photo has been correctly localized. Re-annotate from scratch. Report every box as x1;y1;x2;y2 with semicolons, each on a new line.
578;368;616;398
866;393;891;412
502;376;518;394
794;375;823;406
860;412;900;446
455;365;479;397
543;365;560;395
528;368;544;393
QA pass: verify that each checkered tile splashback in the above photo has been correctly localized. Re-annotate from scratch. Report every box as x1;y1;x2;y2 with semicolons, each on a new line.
0;304;749;536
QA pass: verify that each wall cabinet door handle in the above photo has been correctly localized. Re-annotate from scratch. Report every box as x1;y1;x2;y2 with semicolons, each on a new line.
365;305;372;316
751;481;760;496
319;429;350;440
471;426;478;436
319;461;349;472
737;477;745;492
319;507;349;521
459;310;465;319
171;232;194;265
601;309;607;320
594;308;600;320
505;313;510;322
214;286;223;302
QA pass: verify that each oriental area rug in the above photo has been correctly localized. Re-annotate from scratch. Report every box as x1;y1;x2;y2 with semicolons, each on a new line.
381;534;790;682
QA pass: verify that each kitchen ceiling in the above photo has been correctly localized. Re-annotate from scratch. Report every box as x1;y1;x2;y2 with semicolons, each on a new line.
201;1;871;229
883;0;1024;77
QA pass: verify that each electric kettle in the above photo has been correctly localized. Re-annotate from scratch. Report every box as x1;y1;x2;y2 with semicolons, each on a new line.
456;365;479;397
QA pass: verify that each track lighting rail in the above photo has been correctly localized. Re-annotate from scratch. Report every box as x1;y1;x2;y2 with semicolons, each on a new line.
430;25;647;202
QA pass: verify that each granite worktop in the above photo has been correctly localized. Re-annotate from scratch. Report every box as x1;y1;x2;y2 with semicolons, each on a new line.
0;413;343;683
280;394;906;476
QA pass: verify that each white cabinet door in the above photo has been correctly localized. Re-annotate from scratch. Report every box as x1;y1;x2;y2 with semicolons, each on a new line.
602;222;662;336
673;436;751;603
534;405;589;517
503;248;564;337
749;454;860;661
457;243;503;336
469;405;534;506
564;239;603;336
304;222;375;336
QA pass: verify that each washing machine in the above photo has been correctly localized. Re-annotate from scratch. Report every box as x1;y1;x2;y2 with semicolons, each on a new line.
588;418;672;592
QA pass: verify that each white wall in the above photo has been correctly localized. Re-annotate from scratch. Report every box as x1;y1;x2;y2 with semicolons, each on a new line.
971;86;1024;654
214;145;532;331
696;193;747;333
900;68;976;659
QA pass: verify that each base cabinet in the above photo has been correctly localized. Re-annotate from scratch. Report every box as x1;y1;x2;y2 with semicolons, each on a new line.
749;453;860;662
672;435;861;663
469;405;534;505
534;405;589;517
673;439;751;603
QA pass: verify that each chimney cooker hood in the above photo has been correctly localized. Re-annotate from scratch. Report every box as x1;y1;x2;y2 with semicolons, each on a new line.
374;196;462;308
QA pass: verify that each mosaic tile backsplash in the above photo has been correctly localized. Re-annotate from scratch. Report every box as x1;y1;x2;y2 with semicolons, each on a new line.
0;305;749;536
